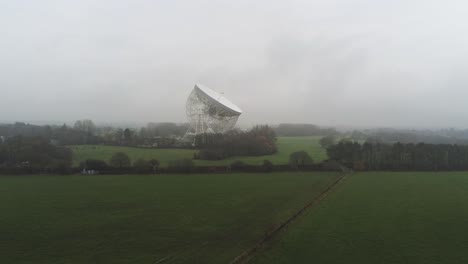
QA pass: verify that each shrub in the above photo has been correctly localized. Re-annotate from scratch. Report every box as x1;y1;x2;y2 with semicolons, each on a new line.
230;160;246;170
134;159;152;174
168;159;194;173
109;152;131;169
319;135;336;149
353;160;367;171
149;159;160;173
81;159;108;171
321;160;343;171
289;151;314;169
55;160;73;174
262;160;274;172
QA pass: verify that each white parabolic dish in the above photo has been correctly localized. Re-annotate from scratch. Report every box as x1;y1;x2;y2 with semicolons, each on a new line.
185;84;242;135
195;84;242;114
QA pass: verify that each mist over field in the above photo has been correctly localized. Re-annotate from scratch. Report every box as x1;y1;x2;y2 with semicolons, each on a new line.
1;0;468;128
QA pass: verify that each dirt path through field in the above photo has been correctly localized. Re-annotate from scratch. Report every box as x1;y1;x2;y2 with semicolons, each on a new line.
229;172;351;264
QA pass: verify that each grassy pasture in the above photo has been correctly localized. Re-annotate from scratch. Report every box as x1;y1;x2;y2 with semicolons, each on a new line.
196;136;326;166
0;172;340;264
69;136;327;167
253;172;468;264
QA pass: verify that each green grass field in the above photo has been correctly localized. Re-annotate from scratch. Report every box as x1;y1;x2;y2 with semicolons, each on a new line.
0;172;340;264
69;136;327;167
253;172;468;264
196;136;326;166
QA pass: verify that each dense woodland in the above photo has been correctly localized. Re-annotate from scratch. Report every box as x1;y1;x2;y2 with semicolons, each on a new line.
195;125;277;160
328;140;468;171
0;121;189;147
352;128;468;145
0;136;72;173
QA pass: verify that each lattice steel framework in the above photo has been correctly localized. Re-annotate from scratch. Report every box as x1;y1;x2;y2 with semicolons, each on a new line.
185;84;242;136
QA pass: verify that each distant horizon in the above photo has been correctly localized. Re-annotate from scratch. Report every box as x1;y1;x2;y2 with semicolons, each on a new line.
2;119;468;132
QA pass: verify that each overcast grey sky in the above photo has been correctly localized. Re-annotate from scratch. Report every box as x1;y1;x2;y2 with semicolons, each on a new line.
1;0;468;128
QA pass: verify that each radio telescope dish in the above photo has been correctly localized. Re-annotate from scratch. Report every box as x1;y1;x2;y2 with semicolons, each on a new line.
185;84;242;136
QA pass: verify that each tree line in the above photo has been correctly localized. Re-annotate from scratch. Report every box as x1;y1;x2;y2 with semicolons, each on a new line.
0;121;190;147
347;128;468;145
194;125;277;160
0;136;72;173
81;150;342;174
327;140;468;171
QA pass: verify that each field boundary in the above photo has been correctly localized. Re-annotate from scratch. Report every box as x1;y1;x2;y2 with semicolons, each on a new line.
229;172;350;264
